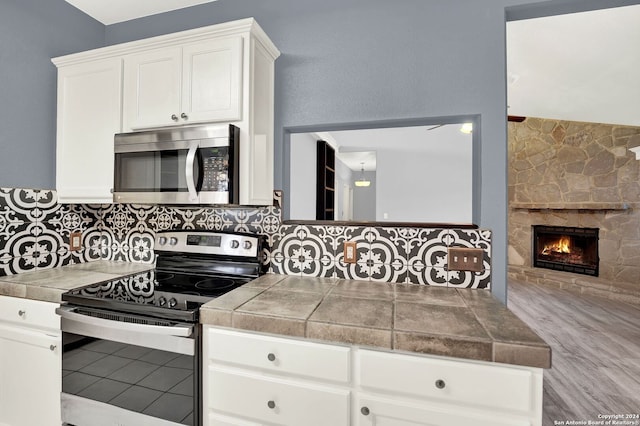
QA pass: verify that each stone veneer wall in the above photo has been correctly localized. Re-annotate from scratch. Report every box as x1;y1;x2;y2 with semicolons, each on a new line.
1;187;492;289
508;118;640;295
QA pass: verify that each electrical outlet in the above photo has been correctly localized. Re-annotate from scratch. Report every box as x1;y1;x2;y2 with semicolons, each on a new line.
343;241;357;263
70;232;82;251
448;247;484;272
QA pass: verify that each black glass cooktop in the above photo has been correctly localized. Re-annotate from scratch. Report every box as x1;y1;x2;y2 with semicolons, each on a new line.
62;269;252;322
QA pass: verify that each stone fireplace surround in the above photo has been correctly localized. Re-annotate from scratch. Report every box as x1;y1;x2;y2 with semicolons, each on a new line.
508;117;640;304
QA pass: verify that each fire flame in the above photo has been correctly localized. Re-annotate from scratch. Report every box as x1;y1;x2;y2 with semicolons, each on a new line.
541;236;571;255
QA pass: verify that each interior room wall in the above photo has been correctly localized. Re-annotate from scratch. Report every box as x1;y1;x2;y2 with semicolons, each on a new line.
353;171;376;221
376;148;472;223
0;0;104;189
334;157;353;221
103;0;516;301
289;133;317;220
6;0;635;302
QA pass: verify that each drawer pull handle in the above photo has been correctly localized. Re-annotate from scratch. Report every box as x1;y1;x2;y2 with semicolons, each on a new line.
435;379;446;389
361;406;370;416
267;400;276;409
18;310;26;317
49;345;57;351
267;353;276;362
180;112;188;120
171;114;179;121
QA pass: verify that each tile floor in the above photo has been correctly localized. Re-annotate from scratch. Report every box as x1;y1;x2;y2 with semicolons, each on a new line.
62;339;194;425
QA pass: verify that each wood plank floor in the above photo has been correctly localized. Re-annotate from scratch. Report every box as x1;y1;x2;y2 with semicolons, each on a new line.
507;279;640;425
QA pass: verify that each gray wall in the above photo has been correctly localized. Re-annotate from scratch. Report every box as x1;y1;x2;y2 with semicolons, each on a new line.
353;171;376;221
0;0;104;189
375;147;472;223
4;0;640;303
101;0;590;304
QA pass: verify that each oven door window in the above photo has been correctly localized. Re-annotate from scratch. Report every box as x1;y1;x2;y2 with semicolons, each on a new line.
114;149;200;193
62;334;195;425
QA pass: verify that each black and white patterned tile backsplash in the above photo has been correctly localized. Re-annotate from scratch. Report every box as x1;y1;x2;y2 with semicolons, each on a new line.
269;224;491;288
0;187;491;288
0;188;103;274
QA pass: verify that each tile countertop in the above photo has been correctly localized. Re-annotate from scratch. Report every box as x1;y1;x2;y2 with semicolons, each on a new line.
201;274;551;369
0;261;154;303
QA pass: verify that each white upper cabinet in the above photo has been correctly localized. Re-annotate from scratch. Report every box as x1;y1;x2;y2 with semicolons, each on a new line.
53;18;279;205
55;58;122;204
123;36;243;131
122;47;182;130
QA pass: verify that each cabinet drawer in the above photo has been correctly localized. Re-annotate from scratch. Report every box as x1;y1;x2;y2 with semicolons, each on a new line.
358;349;541;415
209;412;262;426
209;367;350;426
207;327;350;383
0;296;60;331
355;394;532;426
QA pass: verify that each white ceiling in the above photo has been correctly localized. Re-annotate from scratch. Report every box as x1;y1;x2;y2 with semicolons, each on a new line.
64;2;640;126
323;124;472;171
507;5;640;127
64;0;218;25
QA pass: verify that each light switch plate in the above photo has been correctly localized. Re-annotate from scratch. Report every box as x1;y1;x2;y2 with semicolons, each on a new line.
343;241;357;263
448;247;484;272
70;232;82;251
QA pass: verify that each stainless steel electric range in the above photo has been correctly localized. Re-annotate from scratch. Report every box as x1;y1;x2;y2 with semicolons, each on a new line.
57;231;263;426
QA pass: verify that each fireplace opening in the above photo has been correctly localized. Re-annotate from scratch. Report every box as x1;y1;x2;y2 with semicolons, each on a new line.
532;225;599;276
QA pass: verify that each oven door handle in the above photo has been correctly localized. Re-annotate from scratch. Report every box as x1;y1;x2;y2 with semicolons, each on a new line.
55;306;193;337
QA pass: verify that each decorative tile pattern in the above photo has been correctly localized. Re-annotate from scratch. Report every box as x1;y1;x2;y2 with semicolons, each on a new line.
0;187;491;289
1;188;42;275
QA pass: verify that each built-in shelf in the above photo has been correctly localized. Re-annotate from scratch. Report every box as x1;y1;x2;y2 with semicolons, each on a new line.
316;140;335;220
511;202;631;211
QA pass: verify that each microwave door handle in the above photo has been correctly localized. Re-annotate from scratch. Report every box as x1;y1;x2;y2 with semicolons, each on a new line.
185;145;198;202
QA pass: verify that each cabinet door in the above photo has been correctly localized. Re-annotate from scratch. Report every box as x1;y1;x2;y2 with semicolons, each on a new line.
182;37;243;124
123;47;182;130
355;395;532;426
0;324;61;426
56;58;122;203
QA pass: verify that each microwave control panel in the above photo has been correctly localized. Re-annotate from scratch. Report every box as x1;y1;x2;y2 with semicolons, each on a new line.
201;149;229;192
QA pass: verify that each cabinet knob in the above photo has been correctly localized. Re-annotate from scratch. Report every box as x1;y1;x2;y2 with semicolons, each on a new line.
267;353;276;362
361;406;370;416
435;379;446;389
267;400;276;409
18;310;25;317
171;114;179;121
180;112;188;120
49;345;57;352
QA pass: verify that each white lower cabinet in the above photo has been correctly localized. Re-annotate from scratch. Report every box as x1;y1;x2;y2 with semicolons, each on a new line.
204;327;543;426
0;296;61;426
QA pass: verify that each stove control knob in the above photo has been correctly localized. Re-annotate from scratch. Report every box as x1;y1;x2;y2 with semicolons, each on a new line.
169;237;178;246
168;298;178;308
158;237;167;246
243;241;253;250
157;296;167;307
230;240;240;249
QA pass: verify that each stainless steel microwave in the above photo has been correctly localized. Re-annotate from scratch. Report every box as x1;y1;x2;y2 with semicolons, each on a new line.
114;124;239;204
